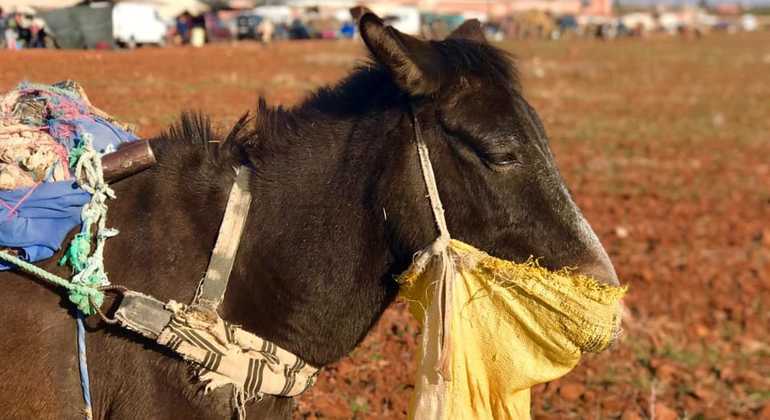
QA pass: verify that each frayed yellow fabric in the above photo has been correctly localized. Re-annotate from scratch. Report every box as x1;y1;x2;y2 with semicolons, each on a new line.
399;240;627;420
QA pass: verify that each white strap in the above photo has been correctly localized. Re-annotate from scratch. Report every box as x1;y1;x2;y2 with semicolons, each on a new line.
410;105;454;379
194;166;253;310
411;105;450;244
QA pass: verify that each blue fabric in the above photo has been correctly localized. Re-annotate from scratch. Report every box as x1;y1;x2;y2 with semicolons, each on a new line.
80;117;138;151
0;182;91;270
49;116;137;153
0;82;138;270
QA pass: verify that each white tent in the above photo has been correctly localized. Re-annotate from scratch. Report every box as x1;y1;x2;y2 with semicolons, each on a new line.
0;1;208;19
0;1;80;12
253;5;293;24
121;0;210;20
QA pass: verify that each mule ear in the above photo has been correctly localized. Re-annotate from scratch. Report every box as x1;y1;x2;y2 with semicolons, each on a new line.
448;19;487;43
349;6;374;22
358;12;444;96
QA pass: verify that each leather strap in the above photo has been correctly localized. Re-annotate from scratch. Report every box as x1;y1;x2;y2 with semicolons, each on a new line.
114;166;252;337
114;291;171;339
194;167;252;310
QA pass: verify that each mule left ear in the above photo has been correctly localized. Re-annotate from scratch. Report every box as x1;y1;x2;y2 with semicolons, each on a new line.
448;19;487;43
350;6;373;22
357;12;445;96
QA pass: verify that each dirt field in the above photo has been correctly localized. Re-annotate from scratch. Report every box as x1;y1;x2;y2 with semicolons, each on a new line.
2;32;769;419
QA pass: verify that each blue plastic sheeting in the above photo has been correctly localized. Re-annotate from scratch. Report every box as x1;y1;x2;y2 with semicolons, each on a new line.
0;181;91;270
0;81;139;270
80;117;137;151
49;116;137;154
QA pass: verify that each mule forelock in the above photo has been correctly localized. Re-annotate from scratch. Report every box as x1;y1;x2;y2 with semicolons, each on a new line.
433;39;519;91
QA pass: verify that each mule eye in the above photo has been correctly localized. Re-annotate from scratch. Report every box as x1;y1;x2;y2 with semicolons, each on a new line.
485;152;519;167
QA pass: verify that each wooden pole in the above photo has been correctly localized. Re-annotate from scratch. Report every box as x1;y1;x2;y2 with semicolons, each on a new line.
102;140;156;184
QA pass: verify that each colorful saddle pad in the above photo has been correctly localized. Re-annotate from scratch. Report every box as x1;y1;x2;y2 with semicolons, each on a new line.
0;81;137;269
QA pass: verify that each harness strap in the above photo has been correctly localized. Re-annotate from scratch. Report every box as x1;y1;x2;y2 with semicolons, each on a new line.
114;290;319;409
114;291;171;339
110;165;318;414
409;104;454;378
410;104;451;244
194;167;253;310
116;165;253;337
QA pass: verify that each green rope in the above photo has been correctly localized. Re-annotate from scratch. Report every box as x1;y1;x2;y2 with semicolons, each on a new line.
59;232;92;273
68;142;86;169
2;132;117;316
0;251;103;314
59;132;117;315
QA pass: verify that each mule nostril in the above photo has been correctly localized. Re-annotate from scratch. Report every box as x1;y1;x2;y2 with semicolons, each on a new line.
576;261;619;286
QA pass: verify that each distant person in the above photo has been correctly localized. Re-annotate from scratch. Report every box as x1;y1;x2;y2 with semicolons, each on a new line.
189;13;206;47
0;8;5;48
30;17;46;48
15;13;31;48
289;19;310;40
175;11;192;44
595;24;606;40
5;12;18;50
257;18;274;43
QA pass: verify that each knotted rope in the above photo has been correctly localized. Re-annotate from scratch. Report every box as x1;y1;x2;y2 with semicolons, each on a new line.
409;104;451;271
63;133;119;420
409;105;454;378
59;133;118;314
0;250;103;305
0;133;116;314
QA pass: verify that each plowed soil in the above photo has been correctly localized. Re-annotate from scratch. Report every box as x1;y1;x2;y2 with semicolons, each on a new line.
2;32;768;419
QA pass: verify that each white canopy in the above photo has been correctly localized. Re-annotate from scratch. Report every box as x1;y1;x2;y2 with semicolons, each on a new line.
120;0;210;20
0;0;210;19
0;0;80;12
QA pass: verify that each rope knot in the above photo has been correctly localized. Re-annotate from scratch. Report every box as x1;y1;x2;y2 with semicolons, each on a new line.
68;284;105;316
59;129;117;316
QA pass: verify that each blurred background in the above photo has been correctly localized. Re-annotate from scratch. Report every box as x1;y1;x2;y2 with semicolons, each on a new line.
0;0;767;48
1;1;769;420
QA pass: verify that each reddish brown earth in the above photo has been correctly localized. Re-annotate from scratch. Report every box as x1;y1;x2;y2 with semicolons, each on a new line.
2;32;769;419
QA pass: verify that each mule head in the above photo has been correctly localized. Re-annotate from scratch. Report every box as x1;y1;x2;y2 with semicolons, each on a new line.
357;11;619;285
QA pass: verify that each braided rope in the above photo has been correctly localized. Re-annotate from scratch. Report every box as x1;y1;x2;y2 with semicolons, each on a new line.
58;133;117;314
0;250;101;300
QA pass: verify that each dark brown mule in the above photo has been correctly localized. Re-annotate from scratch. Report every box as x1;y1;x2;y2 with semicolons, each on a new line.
0;12;617;420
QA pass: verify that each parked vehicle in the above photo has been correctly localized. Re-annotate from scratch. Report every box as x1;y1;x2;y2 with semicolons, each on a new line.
741;14;758;32
236;13;262;40
252;5;291;26
112;2;167;48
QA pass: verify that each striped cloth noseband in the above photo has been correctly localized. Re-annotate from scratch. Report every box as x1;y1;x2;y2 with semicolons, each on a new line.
112;167;319;416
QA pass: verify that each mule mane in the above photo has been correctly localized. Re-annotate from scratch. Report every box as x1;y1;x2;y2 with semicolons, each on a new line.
150;38;517;173
149;112;251;176
252;38;517;136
